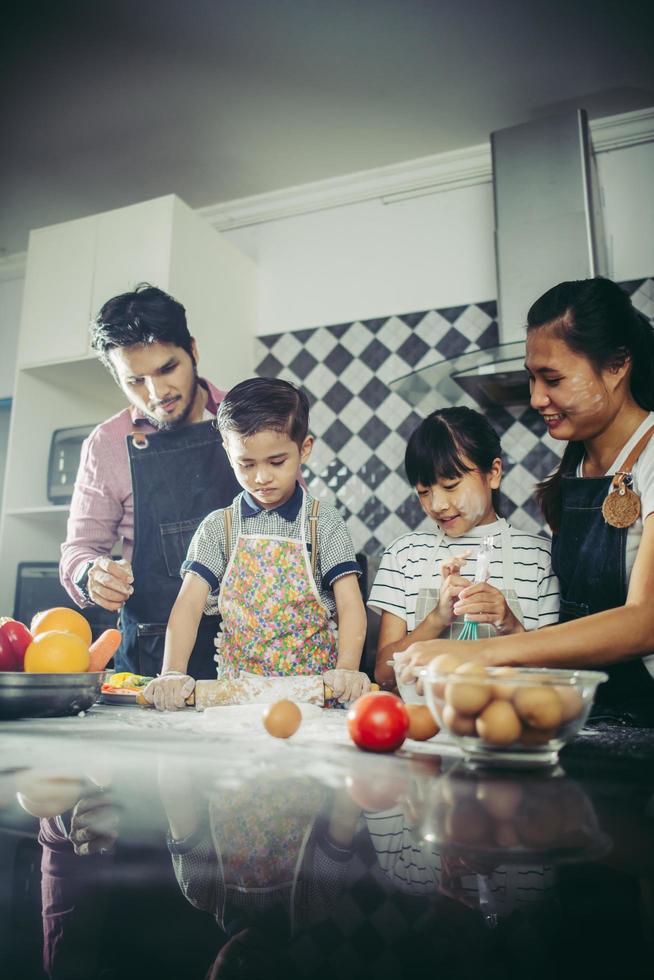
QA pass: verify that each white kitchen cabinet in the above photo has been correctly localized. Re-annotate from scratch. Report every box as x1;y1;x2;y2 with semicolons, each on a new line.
17;215;97;366
0;194;256;616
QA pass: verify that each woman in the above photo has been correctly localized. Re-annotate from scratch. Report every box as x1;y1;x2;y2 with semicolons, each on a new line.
400;277;654;726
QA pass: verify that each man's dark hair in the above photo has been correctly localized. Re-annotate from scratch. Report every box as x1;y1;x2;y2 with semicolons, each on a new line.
216;378;310;447
90;283;194;372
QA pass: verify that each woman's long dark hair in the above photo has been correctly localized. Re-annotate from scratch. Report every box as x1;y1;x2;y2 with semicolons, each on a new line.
405;406;503;515
528;277;654;531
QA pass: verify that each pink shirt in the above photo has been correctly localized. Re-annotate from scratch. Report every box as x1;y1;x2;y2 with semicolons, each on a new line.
60;379;225;605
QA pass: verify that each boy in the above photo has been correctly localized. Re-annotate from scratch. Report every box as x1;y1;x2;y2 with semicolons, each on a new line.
143;377;369;710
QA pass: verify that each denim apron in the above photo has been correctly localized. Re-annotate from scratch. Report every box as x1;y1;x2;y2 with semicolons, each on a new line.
116;420;241;677
552;475;654;726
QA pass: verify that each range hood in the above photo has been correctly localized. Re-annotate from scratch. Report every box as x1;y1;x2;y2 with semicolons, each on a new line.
392;109;607;409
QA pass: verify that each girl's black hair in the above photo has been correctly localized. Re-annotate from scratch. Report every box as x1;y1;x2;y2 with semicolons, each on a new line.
405;406;503;515
216;377;310;447
527;277;654;531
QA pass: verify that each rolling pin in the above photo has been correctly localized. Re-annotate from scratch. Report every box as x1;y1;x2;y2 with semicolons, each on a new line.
137;675;378;710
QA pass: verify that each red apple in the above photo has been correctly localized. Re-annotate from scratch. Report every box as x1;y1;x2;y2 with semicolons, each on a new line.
0;630;20;671
0;617;33;670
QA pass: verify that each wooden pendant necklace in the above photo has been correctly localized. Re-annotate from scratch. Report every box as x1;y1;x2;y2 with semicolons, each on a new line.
601;424;654;529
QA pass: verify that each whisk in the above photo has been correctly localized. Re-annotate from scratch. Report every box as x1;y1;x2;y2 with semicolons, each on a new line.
457;534;494;641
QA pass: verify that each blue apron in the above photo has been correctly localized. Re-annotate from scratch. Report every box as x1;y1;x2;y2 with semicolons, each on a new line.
552;475;654;726
116;419;241;677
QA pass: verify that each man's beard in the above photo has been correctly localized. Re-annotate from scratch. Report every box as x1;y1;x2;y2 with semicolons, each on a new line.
147;367;200;432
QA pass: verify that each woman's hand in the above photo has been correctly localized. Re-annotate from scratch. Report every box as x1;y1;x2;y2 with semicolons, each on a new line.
393;640;473;693
453;583;523;635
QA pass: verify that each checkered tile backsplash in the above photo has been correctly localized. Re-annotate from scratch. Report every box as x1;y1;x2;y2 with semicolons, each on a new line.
255;278;654;557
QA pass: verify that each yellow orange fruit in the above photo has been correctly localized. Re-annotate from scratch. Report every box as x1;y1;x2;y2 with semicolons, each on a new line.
24;630;90;673
30;607;92;646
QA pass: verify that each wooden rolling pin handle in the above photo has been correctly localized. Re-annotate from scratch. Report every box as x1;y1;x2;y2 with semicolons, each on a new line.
137;679;378;708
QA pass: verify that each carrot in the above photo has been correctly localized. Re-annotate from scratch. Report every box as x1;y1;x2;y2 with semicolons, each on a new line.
88;628;122;672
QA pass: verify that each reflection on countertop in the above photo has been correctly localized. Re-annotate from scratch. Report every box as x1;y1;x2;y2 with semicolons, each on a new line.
0;706;653;980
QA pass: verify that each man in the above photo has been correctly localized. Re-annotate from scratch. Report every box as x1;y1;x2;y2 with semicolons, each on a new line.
60;283;241;677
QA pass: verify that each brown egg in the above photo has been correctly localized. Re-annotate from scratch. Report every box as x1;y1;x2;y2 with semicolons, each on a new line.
490;666;520;700
514;796;564;848
513;686;563;730
555;685;584;723
520;725;557;747
262;699;302;739
476;778;523;820
495;821;521;848
442;704;477;735
405;703;440;741
445;661;491;715
445;799;494;846
475;699;522;746
430;652;462;699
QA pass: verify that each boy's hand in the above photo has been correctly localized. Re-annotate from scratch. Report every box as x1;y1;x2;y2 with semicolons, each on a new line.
323;668;371;703
142;671;195;711
453;582;521;634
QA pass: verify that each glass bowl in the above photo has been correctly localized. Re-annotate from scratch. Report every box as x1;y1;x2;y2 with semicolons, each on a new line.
390;658;425;704
421;665;608;768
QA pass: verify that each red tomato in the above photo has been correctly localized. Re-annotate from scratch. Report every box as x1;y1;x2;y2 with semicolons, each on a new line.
0;617;33;670
347;691;410;753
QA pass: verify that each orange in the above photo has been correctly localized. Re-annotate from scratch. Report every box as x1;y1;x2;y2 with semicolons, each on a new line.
30;607;92;646
24;630;90;673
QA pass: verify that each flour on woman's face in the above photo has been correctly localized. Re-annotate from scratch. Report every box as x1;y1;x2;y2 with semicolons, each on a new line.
526;328;621;443
415;455;501;538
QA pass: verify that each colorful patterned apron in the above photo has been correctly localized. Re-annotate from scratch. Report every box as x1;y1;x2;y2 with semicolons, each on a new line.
413;520;524;639
217;490;336;675
208;777;327;933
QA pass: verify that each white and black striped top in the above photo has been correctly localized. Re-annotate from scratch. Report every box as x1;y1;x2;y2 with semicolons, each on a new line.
368;519;560;632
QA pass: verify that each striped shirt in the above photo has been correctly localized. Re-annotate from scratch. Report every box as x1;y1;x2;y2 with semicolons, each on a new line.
368;519;560;632
183;483;361;617
366;809;555;914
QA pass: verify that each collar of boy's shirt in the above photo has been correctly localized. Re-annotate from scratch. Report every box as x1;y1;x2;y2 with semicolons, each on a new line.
129;379;218;427
241;482;304;521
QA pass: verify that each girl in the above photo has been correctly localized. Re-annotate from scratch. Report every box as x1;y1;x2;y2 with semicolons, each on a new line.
369;406;560;690
401;277;654;727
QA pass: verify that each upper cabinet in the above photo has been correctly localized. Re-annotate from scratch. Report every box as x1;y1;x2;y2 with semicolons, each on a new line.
18;215;97;365
0;195;256;616
16;194;256;390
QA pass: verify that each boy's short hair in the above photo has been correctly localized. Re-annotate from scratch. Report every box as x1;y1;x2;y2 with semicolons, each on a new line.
216;377;310;446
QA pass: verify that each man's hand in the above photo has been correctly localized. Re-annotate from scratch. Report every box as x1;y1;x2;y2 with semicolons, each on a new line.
142;671;196;711
68;794;120;856
323;668;371;703
87;557;134;611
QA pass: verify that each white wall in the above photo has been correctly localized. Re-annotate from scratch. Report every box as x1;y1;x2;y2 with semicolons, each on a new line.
224;139;654;336
225;180;497;334
0;121;652;382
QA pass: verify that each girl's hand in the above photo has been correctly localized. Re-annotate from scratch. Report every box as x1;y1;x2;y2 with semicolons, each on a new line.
436;572;471;627
453;583;522;634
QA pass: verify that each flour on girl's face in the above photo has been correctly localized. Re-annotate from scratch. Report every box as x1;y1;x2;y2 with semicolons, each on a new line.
416;457;499;538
